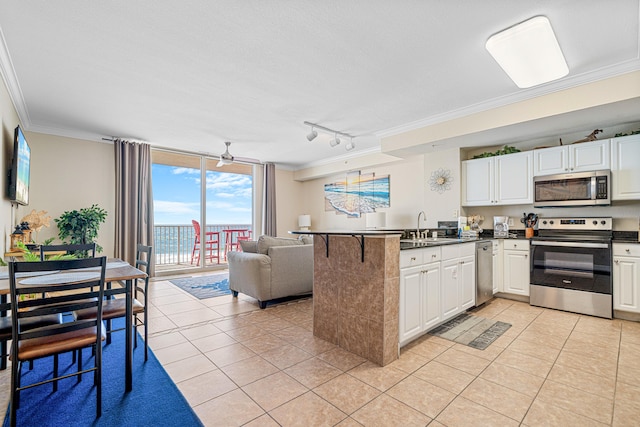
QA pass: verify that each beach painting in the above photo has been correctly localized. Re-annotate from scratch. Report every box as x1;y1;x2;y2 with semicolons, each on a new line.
324;171;390;218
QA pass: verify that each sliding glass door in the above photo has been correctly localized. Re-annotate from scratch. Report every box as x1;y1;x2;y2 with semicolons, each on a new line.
151;150;253;274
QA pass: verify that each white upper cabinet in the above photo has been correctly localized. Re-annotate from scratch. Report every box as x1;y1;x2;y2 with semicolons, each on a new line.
461;157;493;206
611;134;640;200
533;139;610;176
462;151;533;206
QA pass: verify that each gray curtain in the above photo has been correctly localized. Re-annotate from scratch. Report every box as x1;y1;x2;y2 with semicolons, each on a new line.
114;139;155;275
262;162;277;236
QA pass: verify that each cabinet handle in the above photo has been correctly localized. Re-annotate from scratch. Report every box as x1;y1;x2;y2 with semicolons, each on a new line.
615;260;619;264
626;249;631;253
431;254;437;258
411;257;416;261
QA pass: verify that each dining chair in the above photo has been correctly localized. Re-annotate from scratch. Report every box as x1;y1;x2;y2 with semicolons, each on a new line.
0;302;63;371
8;257;108;427
74;244;152;361
39;242;97;260
190;220;220;265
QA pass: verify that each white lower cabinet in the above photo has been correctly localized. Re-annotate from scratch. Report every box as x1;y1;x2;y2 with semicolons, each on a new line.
399;248;441;346
441;242;476;322
399;242;476;347
492;240;503;294
440;258;460;320
613;243;640;313
502;240;530;296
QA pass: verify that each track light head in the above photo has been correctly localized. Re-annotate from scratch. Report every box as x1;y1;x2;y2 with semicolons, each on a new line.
345;139;355;151
306;128;318;141
329;135;341;147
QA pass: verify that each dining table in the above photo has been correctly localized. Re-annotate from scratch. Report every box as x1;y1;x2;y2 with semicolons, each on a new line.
0;258;147;392
223;228;251;259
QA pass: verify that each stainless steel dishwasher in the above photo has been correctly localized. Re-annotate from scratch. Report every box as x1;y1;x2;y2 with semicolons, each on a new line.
475;240;493;306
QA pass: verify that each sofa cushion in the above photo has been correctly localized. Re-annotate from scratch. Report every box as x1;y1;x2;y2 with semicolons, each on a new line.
256;235;303;255
299;235;313;245
239;239;258;253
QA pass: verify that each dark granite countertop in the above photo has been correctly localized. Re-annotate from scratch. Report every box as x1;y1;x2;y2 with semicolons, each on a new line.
290;230;402;236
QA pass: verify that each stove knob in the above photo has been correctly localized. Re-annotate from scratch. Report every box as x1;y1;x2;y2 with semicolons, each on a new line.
593;220;598;225
542;220;548;225
549;220;554;225
601;220;607;225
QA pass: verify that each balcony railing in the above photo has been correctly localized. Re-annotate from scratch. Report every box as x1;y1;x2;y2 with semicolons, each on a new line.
154;224;251;268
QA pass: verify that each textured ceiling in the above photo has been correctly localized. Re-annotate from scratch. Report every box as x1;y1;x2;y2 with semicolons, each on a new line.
0;1;639;168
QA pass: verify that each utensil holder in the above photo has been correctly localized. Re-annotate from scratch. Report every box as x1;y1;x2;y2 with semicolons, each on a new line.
525;227;534;238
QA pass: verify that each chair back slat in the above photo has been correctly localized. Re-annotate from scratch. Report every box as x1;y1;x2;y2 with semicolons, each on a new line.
39;243;97;260
9;257;107;353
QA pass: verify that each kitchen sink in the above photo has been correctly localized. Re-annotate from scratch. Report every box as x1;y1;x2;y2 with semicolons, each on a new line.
400;239;460;246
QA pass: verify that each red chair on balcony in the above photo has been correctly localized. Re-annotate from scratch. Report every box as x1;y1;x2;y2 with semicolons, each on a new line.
190;220;220;265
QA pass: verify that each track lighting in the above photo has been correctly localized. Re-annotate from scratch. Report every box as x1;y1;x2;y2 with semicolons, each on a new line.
306;127;318;141
345;138;355;151
303;121;356;151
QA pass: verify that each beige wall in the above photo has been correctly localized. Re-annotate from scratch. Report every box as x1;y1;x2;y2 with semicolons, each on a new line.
274;168;305;237
290;144;640;234
14;132;116;256
298;155;426;231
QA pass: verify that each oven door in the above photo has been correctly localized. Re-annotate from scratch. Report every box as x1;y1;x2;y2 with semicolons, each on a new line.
530;240;612;294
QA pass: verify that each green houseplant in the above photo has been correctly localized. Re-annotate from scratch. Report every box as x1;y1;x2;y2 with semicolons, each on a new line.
55;204;107;253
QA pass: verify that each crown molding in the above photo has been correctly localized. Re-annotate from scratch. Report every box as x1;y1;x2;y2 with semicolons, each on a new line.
0;26;31;127
375;59;640;139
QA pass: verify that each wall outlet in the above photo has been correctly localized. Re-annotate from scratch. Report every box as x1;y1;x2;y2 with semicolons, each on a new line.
452;209;458;218
508;218;514;226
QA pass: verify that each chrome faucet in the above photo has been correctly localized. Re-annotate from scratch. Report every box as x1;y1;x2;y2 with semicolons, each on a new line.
416;211;426;239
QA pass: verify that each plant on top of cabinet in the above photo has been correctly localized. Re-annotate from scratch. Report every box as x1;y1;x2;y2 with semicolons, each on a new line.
473;145;520;159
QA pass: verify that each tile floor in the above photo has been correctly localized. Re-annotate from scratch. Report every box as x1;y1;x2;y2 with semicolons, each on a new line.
2;272;640;426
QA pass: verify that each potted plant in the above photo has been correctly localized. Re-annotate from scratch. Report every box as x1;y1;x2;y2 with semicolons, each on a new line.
55;204;107;253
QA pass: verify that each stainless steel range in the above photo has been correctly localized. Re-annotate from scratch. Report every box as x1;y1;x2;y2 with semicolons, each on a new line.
530;217;613;319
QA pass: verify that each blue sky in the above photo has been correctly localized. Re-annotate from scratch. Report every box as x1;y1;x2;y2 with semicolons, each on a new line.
152;164;252;225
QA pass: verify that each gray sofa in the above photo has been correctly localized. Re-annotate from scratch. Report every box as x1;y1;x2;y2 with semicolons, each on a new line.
227;236;313;309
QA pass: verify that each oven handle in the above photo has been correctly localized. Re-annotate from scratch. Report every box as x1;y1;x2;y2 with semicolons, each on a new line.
530;240;610;249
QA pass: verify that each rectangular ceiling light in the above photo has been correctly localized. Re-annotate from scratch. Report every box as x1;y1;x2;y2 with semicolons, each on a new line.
486;16;568;88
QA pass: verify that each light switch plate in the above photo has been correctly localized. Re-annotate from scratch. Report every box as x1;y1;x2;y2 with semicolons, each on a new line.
508;218;514;226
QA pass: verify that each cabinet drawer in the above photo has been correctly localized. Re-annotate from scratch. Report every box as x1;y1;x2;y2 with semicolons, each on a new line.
613;243;640;257
400;247;441;268
503;239;529;251
400;249;423;268
423;247;441;264
441;242;475;260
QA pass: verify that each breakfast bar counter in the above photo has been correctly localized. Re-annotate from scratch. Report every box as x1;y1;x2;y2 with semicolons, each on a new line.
291;230;401;366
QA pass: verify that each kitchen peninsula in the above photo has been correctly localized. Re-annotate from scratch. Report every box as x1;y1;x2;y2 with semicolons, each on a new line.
292;230;402;366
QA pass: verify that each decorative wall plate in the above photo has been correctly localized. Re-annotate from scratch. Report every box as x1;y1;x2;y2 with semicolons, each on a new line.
429;168;453;193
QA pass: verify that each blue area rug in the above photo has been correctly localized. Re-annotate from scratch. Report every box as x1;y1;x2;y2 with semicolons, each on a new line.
169;273;230;299
3;318;202;427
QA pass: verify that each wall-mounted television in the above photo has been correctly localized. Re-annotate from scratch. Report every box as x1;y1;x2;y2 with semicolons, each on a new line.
8;125;31;205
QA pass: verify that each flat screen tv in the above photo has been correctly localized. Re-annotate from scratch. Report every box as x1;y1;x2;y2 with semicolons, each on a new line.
8;125;31;205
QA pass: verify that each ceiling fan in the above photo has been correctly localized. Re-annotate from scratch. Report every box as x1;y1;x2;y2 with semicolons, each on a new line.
216;141;261;167
217;141;234;167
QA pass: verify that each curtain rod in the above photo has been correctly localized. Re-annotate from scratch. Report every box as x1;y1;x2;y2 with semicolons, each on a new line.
103;137;263;166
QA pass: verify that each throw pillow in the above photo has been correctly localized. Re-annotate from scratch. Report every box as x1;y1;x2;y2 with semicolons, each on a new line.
257;235;303;255
239;239;258;253
299;235;313;245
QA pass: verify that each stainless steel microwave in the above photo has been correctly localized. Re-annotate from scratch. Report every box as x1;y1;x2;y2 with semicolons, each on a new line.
533;170;610;207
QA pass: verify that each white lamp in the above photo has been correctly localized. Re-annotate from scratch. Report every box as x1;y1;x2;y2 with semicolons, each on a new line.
485;16;568;88
365;212;386;230
298;214;311;231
